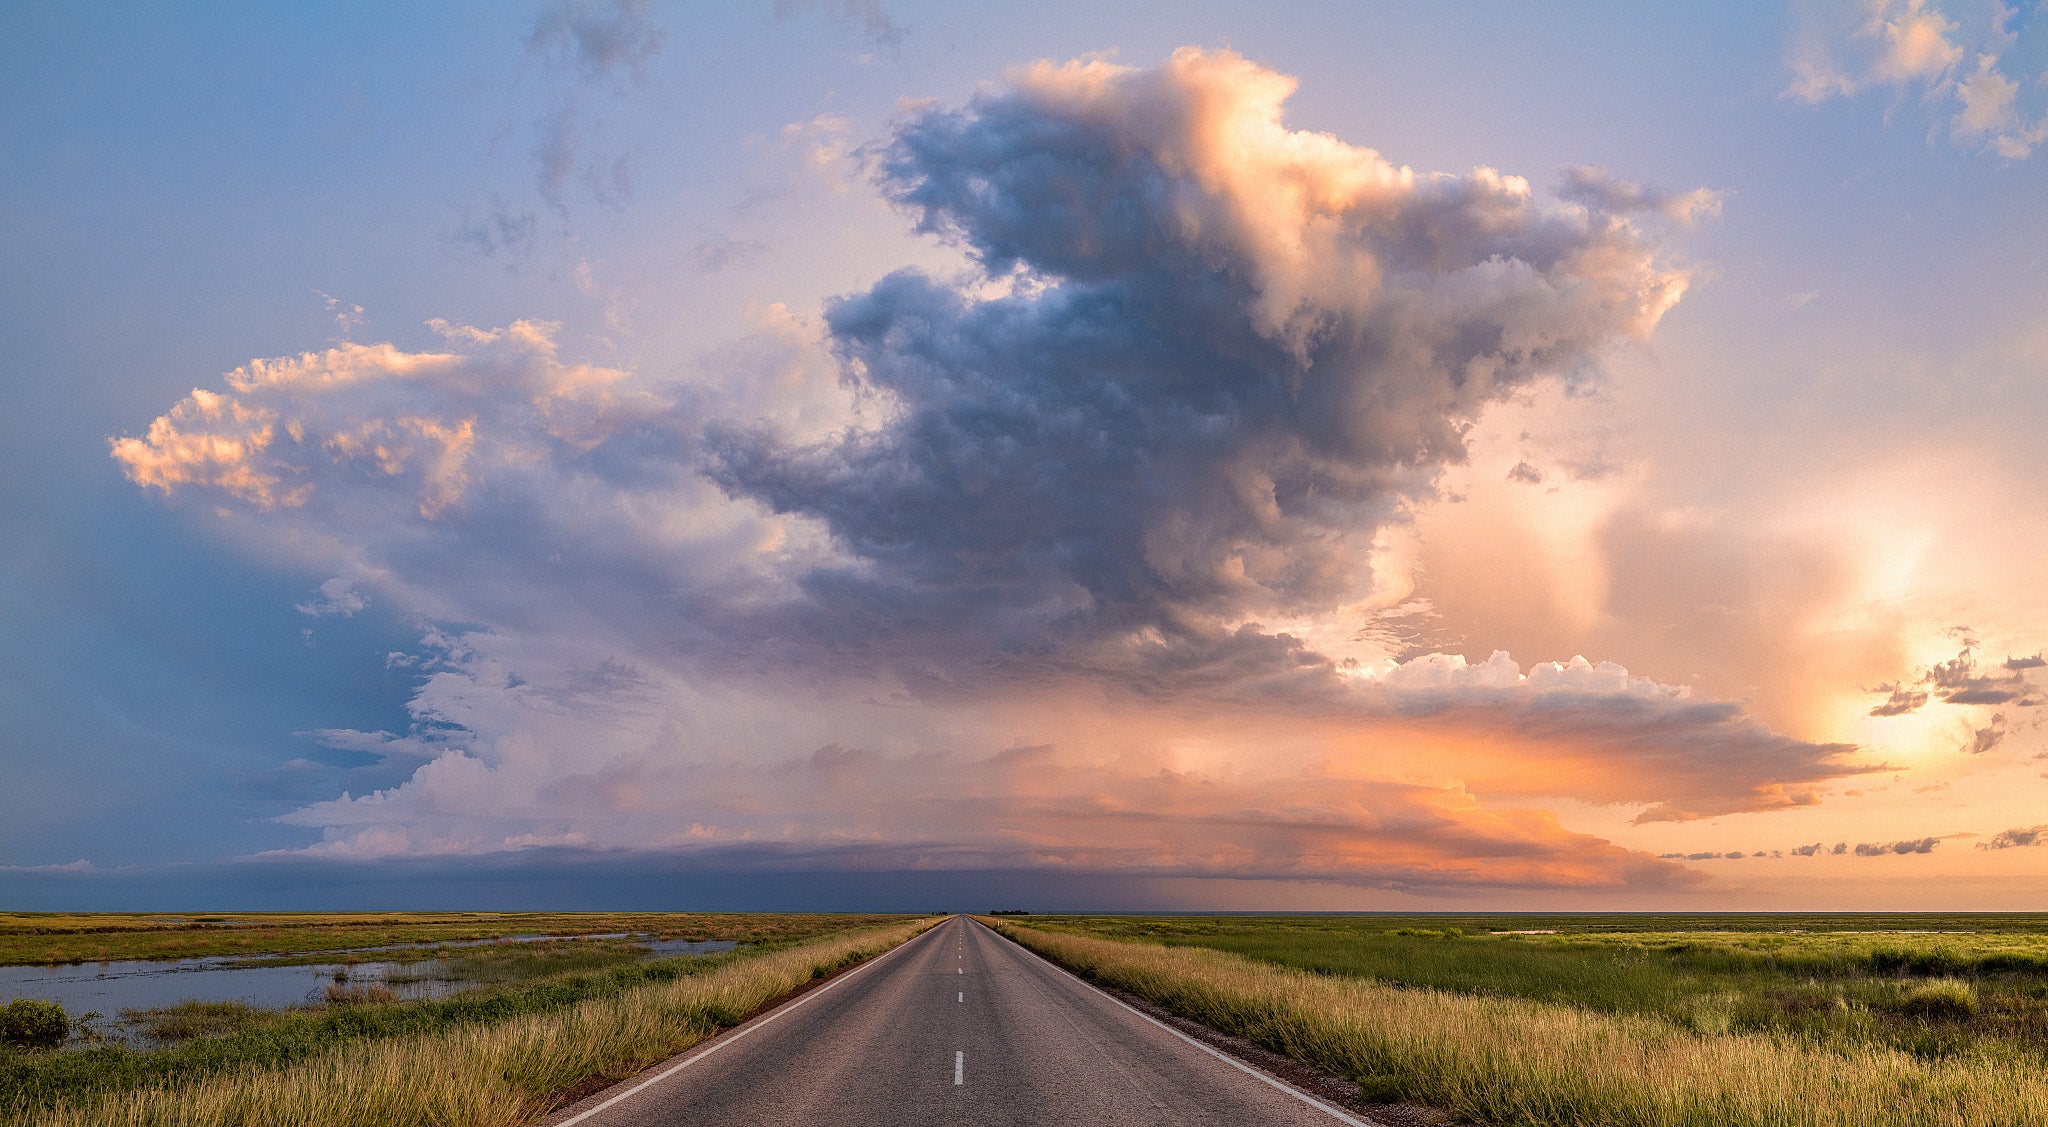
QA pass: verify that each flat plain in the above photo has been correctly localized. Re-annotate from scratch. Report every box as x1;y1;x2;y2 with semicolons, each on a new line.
14;912;2048;1125
1000;913;2048;1126
0;912;926;1125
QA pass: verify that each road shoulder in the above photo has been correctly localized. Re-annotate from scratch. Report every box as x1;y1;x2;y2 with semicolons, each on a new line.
980;922;1466;1127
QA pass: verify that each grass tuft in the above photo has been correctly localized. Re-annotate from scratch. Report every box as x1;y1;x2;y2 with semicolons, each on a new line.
1899;978;1978;1020
121;1003;263;1046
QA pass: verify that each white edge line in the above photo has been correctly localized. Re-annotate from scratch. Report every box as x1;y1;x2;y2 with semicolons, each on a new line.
975;921;1382;1127
550;919;947;1126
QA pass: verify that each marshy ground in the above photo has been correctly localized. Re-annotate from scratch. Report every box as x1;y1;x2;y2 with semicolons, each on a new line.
0;912;919;1123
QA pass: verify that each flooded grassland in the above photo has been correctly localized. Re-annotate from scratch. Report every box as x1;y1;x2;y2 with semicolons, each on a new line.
0;912;911;1119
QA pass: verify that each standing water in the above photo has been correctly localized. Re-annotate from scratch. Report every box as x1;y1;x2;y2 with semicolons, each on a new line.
0;935;735;1043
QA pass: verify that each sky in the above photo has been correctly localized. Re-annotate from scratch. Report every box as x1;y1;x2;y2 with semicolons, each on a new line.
3;0;2046;912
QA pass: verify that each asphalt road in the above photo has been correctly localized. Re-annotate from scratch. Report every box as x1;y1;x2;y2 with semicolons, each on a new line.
548;915;1373;1126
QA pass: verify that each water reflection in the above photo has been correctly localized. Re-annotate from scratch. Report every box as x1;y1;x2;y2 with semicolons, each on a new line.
0;936;736;1044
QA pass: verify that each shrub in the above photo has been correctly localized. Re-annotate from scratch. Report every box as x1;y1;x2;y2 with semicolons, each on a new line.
0;999;70;1049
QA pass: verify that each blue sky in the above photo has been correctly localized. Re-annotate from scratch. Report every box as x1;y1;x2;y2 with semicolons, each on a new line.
4;1;2046;910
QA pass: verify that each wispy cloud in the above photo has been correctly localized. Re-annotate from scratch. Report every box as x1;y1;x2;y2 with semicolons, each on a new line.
1982;824;2048;849
775;0;906;53
1787;0;2048;160
1867;633;2045;718
526;0;664;210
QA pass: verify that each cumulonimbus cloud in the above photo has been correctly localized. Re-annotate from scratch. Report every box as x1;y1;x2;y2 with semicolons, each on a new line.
713;48;1691;675
109;49;1867;890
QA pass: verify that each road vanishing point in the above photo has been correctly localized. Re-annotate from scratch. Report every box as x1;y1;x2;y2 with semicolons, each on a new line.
546;915;1376;1126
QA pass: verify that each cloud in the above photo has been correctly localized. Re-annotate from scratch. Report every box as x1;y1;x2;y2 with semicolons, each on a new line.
296;577;368;618
1874;636;2047;715
775;0;906;52
452;196;538;260
1970;713;2008;755
1854;837;1939;856
690;234;766;272
1786;0;2047;160
1339;650;1866;822
1981;825;2048;850
528;0;664;82
113;49;1865;888
526;0;664;211
317;292;366;335
713;48;1692;681
272;656;1694;893
1869;683;1930;716
110;320;649;519
1786;0;1963;101
1557;166;1721;223
0;860;94;875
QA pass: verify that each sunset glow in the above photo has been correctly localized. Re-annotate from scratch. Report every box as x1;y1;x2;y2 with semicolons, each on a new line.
4;1;2045;911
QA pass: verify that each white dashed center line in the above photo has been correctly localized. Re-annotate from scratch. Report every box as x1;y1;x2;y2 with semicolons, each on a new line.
957;991;963;1002
954;1050;965;1085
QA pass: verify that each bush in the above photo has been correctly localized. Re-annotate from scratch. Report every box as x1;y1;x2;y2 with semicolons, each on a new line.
0;999;70;1049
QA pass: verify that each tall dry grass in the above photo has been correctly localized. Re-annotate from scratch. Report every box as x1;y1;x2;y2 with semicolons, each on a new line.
996;922;2048;1127
20;918;937;1127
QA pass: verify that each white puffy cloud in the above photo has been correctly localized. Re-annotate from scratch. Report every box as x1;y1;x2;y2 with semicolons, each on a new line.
1787;0;2047;160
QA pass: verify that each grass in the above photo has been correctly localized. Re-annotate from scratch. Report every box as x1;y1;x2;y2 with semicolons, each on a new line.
1020;914;2048;1063
1;916;931;1124
0;912;884;966
119;1003;263;1046
432;937;692;984
994;917;2048;1126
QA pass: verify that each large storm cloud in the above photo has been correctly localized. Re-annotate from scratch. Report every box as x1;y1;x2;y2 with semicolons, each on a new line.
108;48;1870;890
711;48;1690;679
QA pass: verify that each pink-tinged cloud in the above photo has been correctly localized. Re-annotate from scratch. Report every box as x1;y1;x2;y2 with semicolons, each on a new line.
279;712;1695;893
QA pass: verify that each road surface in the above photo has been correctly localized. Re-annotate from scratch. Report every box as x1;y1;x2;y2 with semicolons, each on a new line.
548;915;1374;1126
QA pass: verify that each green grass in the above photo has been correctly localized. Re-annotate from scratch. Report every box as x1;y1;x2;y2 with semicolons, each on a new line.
15;918;939;1127
0;915;911;1118
994;920;2048;1127
0;912;880;967
119;1003;264;1046
1021;914;2048;1064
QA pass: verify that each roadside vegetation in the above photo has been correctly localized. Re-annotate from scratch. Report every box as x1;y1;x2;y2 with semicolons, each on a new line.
0;915;933;1125
995;915;2048;1126
0;911;886;966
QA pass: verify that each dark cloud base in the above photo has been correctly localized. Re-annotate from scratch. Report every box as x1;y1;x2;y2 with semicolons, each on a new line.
0;840;1697;914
